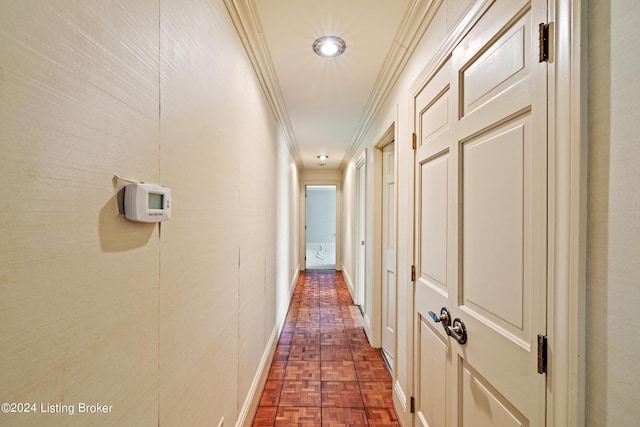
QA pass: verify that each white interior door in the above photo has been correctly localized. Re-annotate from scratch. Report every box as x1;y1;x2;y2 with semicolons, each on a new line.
381;142;396;366
413;0;547;425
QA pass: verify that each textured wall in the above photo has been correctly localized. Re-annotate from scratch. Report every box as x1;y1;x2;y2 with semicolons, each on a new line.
0;2;161;425
586;0;640;425
0;1;296;426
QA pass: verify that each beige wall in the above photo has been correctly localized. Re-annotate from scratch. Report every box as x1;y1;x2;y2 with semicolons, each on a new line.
586;0;640;425
0;1;299;426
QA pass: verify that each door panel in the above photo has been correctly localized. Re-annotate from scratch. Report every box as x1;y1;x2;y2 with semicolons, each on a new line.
461;121;527;333
416;316;449;427
461;361;527;427
414;0;547;425
420;153;449;292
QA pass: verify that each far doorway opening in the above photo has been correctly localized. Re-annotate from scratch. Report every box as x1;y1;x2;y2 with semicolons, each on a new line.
305;185;336;270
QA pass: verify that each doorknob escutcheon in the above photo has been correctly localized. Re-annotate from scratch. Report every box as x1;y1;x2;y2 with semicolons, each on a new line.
446;318;468;345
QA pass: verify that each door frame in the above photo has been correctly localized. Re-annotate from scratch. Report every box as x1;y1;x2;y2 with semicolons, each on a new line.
299;179;342;271
355;152;367;307
363;123;396;351
403;0;587;425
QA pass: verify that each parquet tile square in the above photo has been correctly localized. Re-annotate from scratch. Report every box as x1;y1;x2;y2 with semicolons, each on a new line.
284;360;321;381
350;345;384;362
295;323;320;334
267;361;287;381
346;328;368;345
359;381;393;407
275;406;322;426
259;381;283;406
321;331;349;346
278;332;293;346
321;345;353;361
279;380;321;407
320;311;343;322
355;361;392;381
320;300;340;309
321;322;346;333
282;322;296;333
321;407;368;426
321;360;357;382
321;381;364;408
253;407;277;426
274;345;290;361
366;407;399;426
289;344;321;361
297;312;320;322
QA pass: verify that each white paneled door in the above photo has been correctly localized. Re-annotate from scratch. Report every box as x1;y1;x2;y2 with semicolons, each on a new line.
413;0;547;425
381;142;396;367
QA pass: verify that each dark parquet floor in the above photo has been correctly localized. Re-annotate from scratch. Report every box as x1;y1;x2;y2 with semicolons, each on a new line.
252;270;399;426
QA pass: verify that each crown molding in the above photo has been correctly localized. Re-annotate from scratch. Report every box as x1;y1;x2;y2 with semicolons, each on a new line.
223;0;302;168
340;0;442;169
224;0;435;171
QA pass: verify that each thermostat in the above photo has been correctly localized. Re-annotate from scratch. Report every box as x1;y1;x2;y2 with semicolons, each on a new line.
124;183;171;223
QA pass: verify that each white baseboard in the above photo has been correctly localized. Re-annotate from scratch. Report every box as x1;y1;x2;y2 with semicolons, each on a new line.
289;266;300;297
236;268;300;427
235;325;279;427
341;267;356;302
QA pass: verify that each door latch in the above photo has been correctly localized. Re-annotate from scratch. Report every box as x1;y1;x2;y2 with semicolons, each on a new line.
428;307;451;327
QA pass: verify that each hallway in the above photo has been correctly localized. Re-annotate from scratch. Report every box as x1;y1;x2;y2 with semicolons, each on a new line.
252;270;398;426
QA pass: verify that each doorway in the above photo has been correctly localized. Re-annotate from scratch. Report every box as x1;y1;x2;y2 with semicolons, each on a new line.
305;185;336;270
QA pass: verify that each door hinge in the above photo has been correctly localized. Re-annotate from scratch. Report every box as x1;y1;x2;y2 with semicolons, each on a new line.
412;132;417;150
537;334;548;374
411;265;416;282
538;23;549;62
410;396;415;413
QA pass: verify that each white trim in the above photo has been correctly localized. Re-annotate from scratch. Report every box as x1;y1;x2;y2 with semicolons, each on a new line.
237;268;299;427
236;324;279;427
546;0;586;425
341;266;356;302
300;179;343;271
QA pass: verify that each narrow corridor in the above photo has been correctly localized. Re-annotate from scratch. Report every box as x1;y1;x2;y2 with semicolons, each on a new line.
252;270;399;426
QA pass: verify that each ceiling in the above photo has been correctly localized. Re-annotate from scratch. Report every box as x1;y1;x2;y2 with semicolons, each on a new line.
224;0;431;169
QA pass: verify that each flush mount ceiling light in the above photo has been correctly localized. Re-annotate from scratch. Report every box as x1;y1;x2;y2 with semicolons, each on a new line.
312;36;346;58
317;155;329;161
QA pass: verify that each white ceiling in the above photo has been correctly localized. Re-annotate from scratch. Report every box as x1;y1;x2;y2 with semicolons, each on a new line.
225;0;429;169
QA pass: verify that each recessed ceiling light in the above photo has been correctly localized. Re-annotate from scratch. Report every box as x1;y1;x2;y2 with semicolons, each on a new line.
312;36;346;58
317;155;329;161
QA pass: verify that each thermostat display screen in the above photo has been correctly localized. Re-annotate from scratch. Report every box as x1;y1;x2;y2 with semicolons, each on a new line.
149;193;163;210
